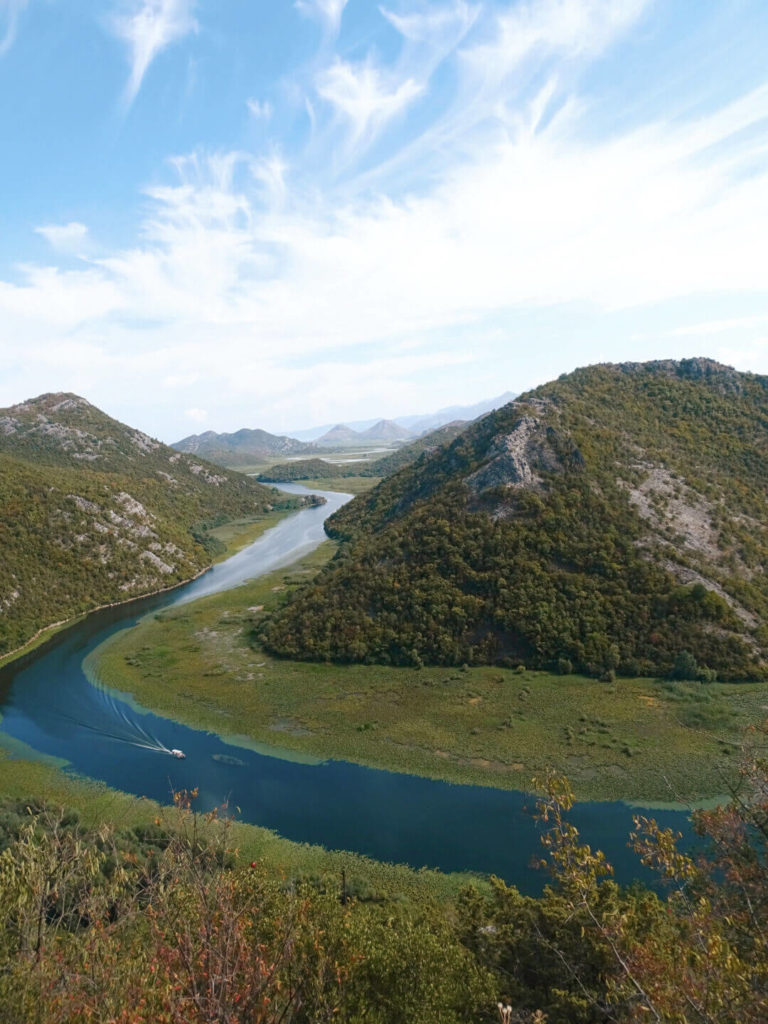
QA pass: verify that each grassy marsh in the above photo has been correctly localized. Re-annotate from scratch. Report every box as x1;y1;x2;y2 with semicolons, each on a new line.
91;547;768;804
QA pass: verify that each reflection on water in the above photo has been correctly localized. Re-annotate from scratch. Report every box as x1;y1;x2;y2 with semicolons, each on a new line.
0;487;695;892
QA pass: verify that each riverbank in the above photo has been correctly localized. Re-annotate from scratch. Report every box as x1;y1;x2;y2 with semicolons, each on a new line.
0;508;302;673
91;547;765;805
0;749;479;904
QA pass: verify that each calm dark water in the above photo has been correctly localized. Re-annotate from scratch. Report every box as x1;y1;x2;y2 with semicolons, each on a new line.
0;486;695;893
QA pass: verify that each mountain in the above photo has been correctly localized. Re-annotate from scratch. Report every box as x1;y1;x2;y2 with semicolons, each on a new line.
258;421;469;483
172;427;315;466
315;424;365;446
264;360;768;680
286;391;517;441
396;392;517;435
0;393;306;655
359;419;413;442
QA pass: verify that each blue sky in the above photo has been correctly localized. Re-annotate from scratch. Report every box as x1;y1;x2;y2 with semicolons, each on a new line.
1;0;767;441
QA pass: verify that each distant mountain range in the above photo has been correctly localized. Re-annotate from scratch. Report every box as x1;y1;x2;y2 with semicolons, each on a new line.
172;393;517;465
259;421;469;483
287;392;517;442
314;419;414;446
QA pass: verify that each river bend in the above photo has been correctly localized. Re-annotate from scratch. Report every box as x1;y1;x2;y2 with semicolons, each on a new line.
0;486;693;893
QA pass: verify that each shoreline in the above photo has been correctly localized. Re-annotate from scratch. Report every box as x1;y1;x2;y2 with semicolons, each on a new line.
0;504;308;673
92;551;758;807
0;564;212;672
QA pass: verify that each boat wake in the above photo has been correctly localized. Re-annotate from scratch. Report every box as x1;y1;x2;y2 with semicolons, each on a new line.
58;679;182;757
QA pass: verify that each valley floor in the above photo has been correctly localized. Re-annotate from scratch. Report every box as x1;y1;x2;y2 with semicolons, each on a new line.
90;542;766;805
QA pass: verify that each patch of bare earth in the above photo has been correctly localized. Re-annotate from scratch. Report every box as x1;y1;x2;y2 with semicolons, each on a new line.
625;464;759;627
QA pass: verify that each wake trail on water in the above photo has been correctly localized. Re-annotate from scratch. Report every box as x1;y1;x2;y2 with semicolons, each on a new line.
57;679;176;755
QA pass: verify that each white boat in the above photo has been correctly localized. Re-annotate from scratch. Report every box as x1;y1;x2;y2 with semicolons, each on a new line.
170;748;186;759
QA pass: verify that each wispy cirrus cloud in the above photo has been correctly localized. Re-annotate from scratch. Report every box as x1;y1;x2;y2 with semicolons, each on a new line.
295;0;348;35
4;74;768;376
463;0;650;75
381;0;480;46
0;0;28;56
35;222;90;254
111;0;197;106
247;98;273;120
316;58;424;146
2;0;768;437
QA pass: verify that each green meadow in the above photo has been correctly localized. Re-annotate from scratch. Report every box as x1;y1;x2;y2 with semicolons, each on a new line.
91;544;768;805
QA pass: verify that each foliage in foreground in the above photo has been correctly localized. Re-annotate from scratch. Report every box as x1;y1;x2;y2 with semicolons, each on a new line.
2;733;768;1022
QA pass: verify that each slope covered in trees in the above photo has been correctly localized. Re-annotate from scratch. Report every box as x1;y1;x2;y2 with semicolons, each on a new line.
172;426;316;466
0;393;305;655
264;360;768;679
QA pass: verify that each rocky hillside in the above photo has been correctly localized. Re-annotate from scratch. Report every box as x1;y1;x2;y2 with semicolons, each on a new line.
172;426;315;466
264;360;768;680
0;394;306;655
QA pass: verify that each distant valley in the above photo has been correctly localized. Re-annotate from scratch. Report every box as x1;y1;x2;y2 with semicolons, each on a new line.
171;391;517;467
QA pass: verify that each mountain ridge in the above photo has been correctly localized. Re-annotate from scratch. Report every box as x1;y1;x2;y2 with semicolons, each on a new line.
172;426;316;465
263;359;768;680
0;392;308;655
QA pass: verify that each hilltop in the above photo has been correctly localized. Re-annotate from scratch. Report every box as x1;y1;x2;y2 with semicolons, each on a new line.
172;426;315;466
0;393;307;655
264;359;768;680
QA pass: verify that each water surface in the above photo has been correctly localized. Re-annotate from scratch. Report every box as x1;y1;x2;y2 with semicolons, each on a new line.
0;487;695;892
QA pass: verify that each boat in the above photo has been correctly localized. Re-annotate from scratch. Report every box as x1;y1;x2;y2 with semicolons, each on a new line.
170;748;186;759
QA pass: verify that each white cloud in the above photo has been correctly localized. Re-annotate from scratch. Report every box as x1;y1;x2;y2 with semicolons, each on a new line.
0;0;27;56
463;0;650;74
35;222;90;253
247;98;273;120
670;315;768;338
295;0;348;34
184;406;208;423
381;1;479;45
2;2;768;438
111;0;197;106
316;58;423;143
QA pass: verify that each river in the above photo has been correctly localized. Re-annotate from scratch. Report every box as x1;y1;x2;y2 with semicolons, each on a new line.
0;485;694;893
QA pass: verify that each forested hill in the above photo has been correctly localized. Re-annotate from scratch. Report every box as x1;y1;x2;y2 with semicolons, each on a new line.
264;359;768;680
172;426;315;466
0;393;304;655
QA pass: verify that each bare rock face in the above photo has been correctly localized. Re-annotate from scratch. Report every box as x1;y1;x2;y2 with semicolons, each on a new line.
466;405;583;498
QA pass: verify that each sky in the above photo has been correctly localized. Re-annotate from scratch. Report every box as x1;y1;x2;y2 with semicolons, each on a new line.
1;0;767;442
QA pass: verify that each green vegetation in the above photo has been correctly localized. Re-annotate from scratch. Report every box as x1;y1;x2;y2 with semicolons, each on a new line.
172;425;316;466
2;752;768;1022
264;360;768;679
301;475;379;495
91;548;764;803
0;750;472;905
0;393;309;656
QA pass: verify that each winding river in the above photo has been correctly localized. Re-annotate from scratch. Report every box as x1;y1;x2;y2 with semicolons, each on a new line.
0;485;694;893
